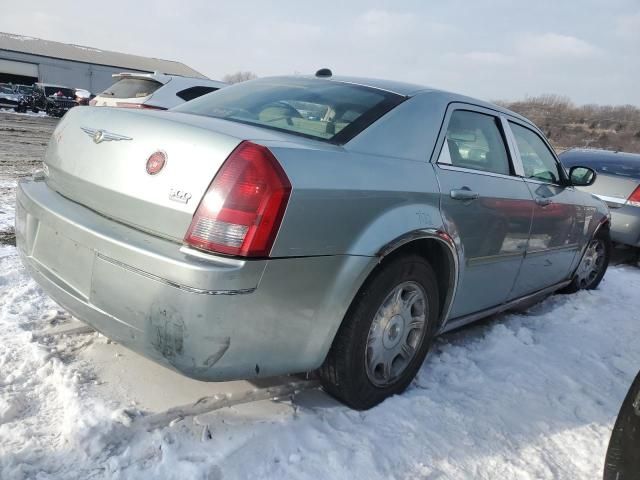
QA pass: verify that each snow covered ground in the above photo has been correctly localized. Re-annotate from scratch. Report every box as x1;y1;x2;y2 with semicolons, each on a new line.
1;240;639;479
1;114;640;479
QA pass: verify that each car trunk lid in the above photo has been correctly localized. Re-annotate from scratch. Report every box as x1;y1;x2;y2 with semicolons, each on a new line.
578;172;640;209
44;107;249;241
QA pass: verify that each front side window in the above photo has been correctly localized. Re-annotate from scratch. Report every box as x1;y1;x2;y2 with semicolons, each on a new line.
439;110;511;175
173;77;404;143
510;122;562;184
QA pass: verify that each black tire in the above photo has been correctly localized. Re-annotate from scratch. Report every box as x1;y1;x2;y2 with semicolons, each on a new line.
319;254;440;410
563;227;611;294
32;107;39;114
603;370;640;479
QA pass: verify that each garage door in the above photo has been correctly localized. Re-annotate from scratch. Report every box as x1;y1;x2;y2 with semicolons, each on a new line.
0;58;38;78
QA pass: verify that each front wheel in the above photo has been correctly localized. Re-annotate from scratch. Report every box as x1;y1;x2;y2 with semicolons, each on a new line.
564;227;611;293
319;254;439;410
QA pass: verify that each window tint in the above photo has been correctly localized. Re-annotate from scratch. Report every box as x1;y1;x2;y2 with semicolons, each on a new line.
176;86;218;102
100;78;162;99
510;122;561;183
173;77;404;143
439;110;511;175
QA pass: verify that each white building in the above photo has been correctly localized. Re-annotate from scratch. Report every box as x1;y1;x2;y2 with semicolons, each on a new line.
0;32;206;93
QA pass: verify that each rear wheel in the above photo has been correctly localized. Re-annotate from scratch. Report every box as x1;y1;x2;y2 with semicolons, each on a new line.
320;254;439;409
564;227;611;293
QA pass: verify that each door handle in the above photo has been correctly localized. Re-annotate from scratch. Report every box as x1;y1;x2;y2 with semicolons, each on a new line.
535;197;553;207
450;188;479;201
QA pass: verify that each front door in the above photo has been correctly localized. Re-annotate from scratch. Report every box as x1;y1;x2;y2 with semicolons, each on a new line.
434;107;534;319
507;120;585;298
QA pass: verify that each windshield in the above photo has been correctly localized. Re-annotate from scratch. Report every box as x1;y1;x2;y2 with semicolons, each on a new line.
17;86;33;94
44;86;75;98
173;77;405;143
101;78;163;99
0;86;13;94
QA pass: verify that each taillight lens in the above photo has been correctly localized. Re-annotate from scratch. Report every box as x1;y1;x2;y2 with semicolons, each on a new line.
184;141;292;257
627;185;640;207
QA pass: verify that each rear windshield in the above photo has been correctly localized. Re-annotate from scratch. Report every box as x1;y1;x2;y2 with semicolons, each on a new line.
100;78;162;99
173;77;405;143
16;85;33;94
560;152;640;180
44;87;75;98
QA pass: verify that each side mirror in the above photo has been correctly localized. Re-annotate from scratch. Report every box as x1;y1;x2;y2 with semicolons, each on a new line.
569;166;596;187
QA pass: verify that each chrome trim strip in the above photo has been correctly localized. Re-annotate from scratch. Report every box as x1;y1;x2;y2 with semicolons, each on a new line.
593;193;627;206
440;278;572;333
525;243;580;256
466;251;524;266
377;228;459;327
436;163;524;181
96;252;256;296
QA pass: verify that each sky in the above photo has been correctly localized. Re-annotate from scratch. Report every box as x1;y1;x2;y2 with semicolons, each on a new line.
0;0;638;105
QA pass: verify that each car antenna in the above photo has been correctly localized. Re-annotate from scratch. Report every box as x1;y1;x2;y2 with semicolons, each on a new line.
315;68;333;78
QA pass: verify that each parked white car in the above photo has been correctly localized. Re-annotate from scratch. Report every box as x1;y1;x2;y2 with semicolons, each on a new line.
90;72;226;110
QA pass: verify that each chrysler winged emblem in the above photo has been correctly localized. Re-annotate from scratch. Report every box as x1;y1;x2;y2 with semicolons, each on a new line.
80;127;132;144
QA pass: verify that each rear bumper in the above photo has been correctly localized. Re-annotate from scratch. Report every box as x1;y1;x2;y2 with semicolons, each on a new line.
610;205;640;247
16;180;374;380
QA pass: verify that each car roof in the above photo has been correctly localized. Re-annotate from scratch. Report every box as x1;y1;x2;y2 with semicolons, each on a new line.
559;148;640;163
113;72;226;88
35;82;73;88
295;74;533;125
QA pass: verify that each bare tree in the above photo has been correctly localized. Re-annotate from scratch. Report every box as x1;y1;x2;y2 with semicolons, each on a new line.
497;94;640;153
222;71;258;84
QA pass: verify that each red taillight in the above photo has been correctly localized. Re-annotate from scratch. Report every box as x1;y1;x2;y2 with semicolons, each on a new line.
115;102;167;110
628;185;640;207
184;141;292;257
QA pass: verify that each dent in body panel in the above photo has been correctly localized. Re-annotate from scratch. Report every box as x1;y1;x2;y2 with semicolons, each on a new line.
147;302;231;374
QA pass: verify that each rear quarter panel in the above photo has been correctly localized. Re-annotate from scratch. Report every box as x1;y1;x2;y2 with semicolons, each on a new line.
268;93;448;258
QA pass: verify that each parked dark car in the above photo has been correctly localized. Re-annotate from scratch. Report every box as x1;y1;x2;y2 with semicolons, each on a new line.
0;84;21;110
30;83;78;117
560;149;640;248
604;370;640;479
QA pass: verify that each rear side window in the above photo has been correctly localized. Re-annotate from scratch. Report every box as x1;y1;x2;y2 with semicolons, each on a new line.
44;86;75;98
510;122;562;184
439;110;511;175
176;86;218;102
101;78;162;99
173;77;405;143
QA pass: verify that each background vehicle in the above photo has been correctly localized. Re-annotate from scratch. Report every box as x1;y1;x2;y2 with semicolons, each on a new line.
90;72;227;110
0;84;21;110
560;149;640;248
16;74;610;410
30;83;78;117
74;88;92;106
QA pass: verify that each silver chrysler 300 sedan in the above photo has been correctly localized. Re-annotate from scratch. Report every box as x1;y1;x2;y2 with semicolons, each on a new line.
16;74;611;409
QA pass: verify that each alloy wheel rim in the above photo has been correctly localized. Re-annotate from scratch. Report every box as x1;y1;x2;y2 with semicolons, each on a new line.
576;238;606;289
365;281;428;387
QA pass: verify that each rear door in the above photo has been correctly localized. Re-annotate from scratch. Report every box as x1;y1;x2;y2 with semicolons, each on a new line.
434;105;534;318
506;120;586;297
